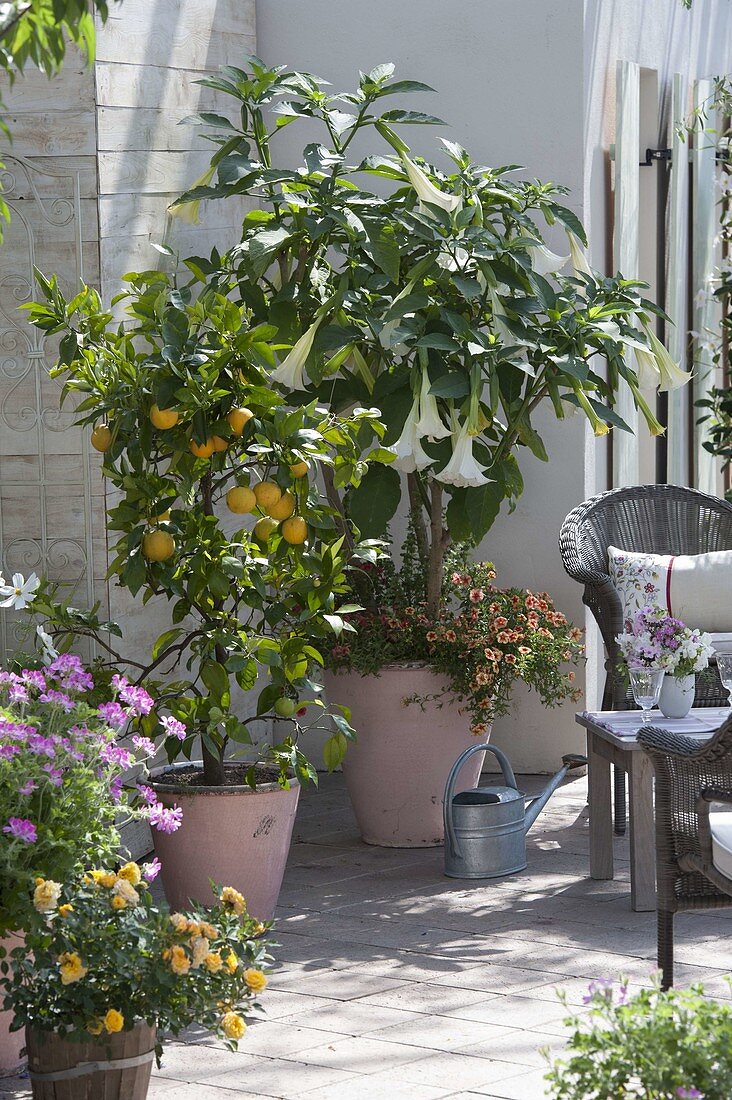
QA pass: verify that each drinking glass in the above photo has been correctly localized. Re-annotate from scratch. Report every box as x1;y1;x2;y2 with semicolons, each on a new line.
629;667;665;723
717;653;732;709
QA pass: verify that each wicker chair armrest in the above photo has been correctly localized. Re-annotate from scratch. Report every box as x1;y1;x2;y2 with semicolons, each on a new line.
637;725;707;758
700;788;732;804
695;790;732;871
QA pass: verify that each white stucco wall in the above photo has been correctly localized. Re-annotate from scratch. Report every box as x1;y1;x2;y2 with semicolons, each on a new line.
257;0;732;770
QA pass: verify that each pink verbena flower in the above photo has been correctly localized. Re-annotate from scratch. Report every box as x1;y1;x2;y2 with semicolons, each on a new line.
3;817;37;843
136;783;158;806
21;669;46;691
160;715;187;741
18;780;37;796
43;764;64;787
119;683;154;717
38;689;75;713
142;856;162;881
148;802;183;834
97;701;128;729
132;735;156;758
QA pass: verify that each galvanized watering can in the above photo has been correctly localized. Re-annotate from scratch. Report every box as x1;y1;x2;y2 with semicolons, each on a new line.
444;743;587;879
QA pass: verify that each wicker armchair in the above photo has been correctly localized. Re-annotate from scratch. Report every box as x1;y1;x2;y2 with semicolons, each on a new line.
638;716;732;988
559;484;732;832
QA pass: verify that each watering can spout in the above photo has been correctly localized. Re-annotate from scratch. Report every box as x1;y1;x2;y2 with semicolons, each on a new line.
523;754;587;835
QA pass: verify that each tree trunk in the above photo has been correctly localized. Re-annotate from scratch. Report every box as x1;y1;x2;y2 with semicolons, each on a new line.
427;479;449;618
200;472;226;787
407;472;429;569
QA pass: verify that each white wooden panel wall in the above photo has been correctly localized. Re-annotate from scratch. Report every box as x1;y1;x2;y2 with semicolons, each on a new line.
95;0;256;302
691;78;723;496
613;60;641;487
666;73;691;486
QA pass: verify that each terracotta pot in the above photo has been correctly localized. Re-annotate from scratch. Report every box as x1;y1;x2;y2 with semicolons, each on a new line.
324;666;487;847
659;673;695;719
0;932;24;1077
150;763;300;921
26;1020;155;1099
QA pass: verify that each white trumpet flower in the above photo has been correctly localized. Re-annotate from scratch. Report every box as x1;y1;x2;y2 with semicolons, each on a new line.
271;317;322;391
489;288;516;348
436;419;490;488
566;230;593;277
527;243;569;277
391;396;433;473
632;323;691;392
169;166;216;225
400;153;462;214
415;368;451;441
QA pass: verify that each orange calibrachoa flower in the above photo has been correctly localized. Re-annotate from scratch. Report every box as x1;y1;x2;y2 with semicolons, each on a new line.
328;538;584;733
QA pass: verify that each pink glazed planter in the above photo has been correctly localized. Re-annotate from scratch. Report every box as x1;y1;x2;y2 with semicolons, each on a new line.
324;665;487;847
0;933;24;1077
150;764;299;922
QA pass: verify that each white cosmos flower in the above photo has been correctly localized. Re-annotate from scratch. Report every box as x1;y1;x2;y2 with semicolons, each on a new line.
36;623;58;665
391;396;433;473
0;572;40;610
271;318;322;391
415;368;451;441
527;243;569;277
400;153;462;213
566;230;593;277
436;419;490;488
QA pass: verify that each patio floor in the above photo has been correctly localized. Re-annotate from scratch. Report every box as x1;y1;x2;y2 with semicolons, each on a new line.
4;769;732;1099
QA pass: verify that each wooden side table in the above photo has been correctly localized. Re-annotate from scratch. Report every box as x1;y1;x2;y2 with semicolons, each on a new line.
575;709;725;912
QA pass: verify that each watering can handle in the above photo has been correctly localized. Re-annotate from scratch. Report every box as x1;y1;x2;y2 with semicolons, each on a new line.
443;743;520;859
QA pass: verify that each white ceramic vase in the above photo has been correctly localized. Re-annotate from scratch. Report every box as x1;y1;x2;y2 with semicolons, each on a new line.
658;673;695;719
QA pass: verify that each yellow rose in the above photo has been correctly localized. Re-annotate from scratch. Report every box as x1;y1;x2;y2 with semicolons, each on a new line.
104;1009;124;1034
33;880;61;913
169;912;188;932
87;1019;104;1036
244;968;268;994
58;952;87;985
117;862;142;887
89;870;117;889
113;879;139;907
225;952;239;974
221;1011;246;1040
58;904;73;918
111;896;127;911
190;936;210;969
252;922;265;937
221;887;246;916
199;922;218;940
204;951;223;974
169;945;190;975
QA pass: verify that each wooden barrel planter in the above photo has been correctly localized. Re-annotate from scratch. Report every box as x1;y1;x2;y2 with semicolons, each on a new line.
25;1021;156;1099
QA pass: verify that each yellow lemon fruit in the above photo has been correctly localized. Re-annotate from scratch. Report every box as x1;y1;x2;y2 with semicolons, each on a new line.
150;405;179;430
227;407;254;436
189;438;215;459
254;516;277;542
281;516;307;545
226;486;257;514
91;425;112;453
211;435;228;453
267;491;295;521
253;481;281;511
289;460;309;479
142;530;175;562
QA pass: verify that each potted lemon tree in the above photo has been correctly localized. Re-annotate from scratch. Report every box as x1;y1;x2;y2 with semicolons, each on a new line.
26;267;383;917
170;58;689;846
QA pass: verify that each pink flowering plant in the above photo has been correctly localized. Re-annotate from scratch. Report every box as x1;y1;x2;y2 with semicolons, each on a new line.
328;535;583;735
0;654;183;934
616;606;714;679
545;975;732;1098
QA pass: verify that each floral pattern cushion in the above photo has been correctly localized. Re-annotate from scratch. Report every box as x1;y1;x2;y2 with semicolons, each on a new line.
608;546;670;631
608;545;732;634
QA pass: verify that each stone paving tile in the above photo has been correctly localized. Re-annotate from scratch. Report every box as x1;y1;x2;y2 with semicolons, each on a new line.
363;1013;517;1053
185;1056;358;1098
272;969;411;1001
287;1032;432;1073
281;996;424;1036
153;1045;265;1082
468;1066;552;1099
381;1050;529;1091
357;980;496;1016
458;1025;566;1067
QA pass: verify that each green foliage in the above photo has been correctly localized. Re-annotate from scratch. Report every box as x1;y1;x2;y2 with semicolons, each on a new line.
545;976;732;1099
25;267;382;785
2;869;272;1058
172;57;674;614
327;534;583;731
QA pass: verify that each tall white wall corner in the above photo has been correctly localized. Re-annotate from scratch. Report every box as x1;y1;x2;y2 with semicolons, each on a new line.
666;72;691;487
691;77;723;496
613;59;641;488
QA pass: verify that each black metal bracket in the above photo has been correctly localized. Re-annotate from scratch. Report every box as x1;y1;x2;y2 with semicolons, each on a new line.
640;147;672;167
